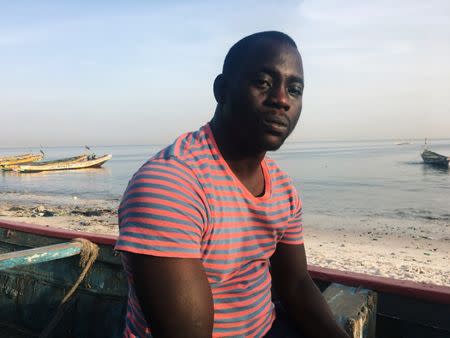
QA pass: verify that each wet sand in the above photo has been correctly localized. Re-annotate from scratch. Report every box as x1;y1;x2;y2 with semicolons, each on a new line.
0;193;448;286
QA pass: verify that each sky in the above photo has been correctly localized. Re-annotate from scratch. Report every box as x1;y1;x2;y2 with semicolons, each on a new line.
1;0;449;147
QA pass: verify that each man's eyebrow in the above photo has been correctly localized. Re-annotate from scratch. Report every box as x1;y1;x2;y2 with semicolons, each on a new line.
289;75;304;85
257;67;304;84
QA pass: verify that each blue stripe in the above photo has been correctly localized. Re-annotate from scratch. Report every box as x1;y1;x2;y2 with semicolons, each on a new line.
212;205;291;218
212;266;268;292
208;221;288;233
204;260;267;275
216;291;271;319
120;230;198;245
124;190;205;214
124;200;204;224
205;248;274;265
120;216;201;235
205;193;291;209
197;172;234;182
210;214;289;225
206;240;275;255
213;273;268;303
202;181;243;193
116;240;199;254
207;233;276;246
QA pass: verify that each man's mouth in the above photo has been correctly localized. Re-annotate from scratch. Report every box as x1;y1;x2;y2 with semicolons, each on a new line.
262;116;289;134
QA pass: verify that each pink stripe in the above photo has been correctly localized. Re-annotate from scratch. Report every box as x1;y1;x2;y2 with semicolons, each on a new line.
121;216;201;234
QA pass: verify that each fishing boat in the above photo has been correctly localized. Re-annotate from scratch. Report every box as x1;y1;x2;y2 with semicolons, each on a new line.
10;154;112;173
0;220;449;338
0;153;44;167
1;154;88;172
421;149;449;166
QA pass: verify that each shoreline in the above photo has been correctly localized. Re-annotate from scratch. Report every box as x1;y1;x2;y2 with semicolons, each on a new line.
0;195;448;286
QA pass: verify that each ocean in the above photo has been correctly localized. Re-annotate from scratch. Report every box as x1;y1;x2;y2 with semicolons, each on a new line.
1;139;449;223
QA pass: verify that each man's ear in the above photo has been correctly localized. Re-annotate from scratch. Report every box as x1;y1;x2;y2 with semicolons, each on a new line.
213;74;226;104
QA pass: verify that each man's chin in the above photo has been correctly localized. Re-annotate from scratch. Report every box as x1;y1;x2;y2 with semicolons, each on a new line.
259;134;286;152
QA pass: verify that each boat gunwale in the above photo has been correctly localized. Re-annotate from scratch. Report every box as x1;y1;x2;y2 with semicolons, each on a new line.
0;219;449;305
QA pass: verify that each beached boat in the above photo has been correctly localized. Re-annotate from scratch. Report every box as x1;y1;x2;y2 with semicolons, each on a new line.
0;220;449;338
0;153;44;167
421;149;449;166
10;154;112;173
1;154;89;172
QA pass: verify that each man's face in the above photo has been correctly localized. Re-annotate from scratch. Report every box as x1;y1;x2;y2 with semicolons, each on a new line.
223;40;304;152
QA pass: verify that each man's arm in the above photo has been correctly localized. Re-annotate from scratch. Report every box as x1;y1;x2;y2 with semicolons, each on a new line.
270;243;349;338
126;253;214;338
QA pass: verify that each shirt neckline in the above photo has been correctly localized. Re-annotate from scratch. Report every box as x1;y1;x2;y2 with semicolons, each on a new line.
204;123;272;202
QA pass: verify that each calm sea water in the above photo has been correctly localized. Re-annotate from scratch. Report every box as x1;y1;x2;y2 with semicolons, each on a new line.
1;139;449;222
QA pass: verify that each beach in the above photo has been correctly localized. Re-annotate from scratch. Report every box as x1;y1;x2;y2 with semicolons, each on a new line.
1;140;449;287
1;192;448;287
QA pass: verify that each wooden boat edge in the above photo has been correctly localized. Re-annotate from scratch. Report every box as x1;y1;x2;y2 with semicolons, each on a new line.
0;219;117;245
1;218;449;306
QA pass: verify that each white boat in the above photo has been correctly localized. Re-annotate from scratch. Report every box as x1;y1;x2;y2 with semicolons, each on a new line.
11;154;112;173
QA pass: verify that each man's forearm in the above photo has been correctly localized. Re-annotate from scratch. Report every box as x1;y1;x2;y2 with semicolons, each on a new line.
128;254;214;338
278;274;349;338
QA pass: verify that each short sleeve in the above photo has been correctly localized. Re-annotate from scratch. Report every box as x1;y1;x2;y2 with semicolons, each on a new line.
115;158;208;258
279;186;304;245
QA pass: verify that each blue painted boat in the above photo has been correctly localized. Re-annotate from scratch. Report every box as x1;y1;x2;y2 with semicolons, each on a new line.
0;220;449;338
0;220;127;338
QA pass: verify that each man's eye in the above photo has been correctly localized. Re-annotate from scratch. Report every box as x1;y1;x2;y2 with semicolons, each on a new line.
288;86;303;96
255;79;271;89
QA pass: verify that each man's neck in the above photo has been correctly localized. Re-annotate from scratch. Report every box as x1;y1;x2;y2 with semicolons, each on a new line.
210;116;266;197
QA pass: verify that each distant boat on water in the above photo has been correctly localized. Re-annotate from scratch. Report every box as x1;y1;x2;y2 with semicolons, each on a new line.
395;141;411;146
421;139;449;166
1;154;88;172
421;149;449;166
0;153;44;166
6;154;112;173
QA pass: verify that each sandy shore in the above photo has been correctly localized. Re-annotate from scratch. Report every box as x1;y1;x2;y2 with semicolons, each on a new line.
303;214;449;286
0;193;448;286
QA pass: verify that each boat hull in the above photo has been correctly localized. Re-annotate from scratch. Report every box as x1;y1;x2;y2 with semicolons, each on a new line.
0;153;44;167
0;220;449;337
2;154;88;172
0;221;126;338
421;150;449;166
12;154;112;173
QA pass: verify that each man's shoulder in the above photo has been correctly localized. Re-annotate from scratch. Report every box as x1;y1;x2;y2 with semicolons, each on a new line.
151;124;211;164
128;124;211;189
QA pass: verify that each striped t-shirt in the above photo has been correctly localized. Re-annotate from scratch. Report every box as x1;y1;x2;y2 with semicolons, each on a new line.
115;123;303;338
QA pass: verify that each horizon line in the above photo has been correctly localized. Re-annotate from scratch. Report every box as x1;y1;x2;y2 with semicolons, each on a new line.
1;137;450;150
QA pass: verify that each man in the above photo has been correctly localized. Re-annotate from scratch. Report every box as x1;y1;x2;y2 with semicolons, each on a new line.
116;31;349;338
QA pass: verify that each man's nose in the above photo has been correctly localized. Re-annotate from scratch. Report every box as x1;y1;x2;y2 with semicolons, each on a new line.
268;84;290;111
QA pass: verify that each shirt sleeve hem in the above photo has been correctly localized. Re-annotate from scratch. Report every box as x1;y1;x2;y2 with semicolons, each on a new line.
115;245;201;259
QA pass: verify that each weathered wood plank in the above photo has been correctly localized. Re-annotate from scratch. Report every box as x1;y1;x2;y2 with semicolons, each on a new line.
0;242;82;271
323;283;377;338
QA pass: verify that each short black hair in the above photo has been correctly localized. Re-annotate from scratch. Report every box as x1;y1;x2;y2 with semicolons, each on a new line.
222;31;297;78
